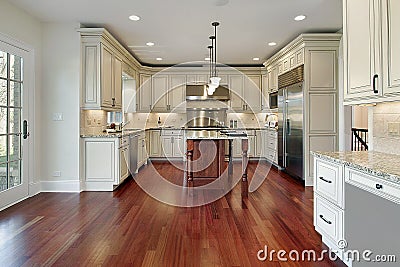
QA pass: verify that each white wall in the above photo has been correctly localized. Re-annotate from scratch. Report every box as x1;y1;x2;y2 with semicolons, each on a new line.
0;0;42;192
41;23;81;191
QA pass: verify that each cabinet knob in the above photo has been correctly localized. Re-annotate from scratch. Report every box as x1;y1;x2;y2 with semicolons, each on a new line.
376;183;383;190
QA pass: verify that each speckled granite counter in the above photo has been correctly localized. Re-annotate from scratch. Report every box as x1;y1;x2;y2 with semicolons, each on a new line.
80;129;144;138
312;151;400;185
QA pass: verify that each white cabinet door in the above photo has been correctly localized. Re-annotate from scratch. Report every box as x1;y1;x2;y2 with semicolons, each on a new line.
169;75;186;111
233;139;242;158
229;75;244;111
261;74;269;110
119;146;130;183
149;130;162;157
85;140;115;182
113;56;123;109
172;137;184;158
382;0;400;95
152;75;168;111
268;66;278;92
139;74;152;111
255;131;262;157
161;136;173;158
244;75;262;112
101;44;113;108
344;0;381;99
248;136;255;157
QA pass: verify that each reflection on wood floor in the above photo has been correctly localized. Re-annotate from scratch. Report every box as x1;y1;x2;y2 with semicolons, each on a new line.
0;161;346;266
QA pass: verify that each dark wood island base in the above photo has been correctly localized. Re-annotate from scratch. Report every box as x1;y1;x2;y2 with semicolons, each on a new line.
186;138;249;198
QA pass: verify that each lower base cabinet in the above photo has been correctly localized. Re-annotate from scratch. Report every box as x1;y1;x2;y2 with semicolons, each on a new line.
83;137;130;191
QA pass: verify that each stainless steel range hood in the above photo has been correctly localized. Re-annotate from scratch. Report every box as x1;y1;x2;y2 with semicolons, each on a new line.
186;84;230;101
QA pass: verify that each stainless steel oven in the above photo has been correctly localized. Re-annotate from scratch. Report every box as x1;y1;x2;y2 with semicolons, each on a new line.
269;91;278;109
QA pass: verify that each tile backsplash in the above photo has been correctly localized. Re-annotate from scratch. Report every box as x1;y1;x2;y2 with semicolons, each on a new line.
80;110;107;135
372;102;400;155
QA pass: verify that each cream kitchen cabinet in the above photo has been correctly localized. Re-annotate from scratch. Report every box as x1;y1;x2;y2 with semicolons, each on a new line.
343;0;400;104
268;66;278;93
186;74;208;84
152;74;186;112
261;74;269;111
80;41;123;110
168;74;186;111
160;130;185;158
254;130;263;158
148;130;162;157
229;75;262;112
152;75;169;111
138;74;152;112
137;131;148;168
82;137;130;191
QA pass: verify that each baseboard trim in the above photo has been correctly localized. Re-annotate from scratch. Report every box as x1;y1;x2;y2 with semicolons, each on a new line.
41;180;81;192
29;182;41;196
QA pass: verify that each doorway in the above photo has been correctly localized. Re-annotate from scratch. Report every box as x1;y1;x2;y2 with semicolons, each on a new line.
0;38;31;209
351;106;369;151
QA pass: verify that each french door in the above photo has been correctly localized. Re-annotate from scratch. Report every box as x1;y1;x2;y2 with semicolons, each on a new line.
0;39;30;209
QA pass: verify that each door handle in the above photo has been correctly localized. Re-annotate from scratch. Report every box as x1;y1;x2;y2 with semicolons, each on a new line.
319;214;332;225
372;74;379;94
23;120;30;139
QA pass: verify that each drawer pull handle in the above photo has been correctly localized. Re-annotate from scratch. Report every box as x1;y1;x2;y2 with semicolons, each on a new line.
376;184;383;190
319;176;332;184
319;215;332;225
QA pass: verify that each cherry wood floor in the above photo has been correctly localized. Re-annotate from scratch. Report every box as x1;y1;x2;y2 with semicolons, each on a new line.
0;161;346;267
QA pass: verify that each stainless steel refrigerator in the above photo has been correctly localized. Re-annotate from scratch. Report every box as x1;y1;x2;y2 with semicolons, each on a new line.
278;66;304;180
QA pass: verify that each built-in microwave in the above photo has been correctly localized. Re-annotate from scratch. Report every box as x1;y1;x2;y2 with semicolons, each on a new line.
269;91;278;109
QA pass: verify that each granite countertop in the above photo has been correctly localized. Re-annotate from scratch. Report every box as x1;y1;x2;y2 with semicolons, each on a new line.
80;129;144;138
312;151;400;185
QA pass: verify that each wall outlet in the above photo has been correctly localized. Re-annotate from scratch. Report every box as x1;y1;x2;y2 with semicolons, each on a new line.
53;171;61;177
388;122;400;136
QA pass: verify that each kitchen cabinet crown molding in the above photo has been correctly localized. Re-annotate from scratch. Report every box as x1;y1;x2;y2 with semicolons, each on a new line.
263;33;342;68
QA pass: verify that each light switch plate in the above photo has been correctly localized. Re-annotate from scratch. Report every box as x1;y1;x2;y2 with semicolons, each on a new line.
52;113;63;121
53;171;61;177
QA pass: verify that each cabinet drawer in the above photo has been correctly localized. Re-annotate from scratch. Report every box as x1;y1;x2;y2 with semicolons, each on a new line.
161;129;183;136
267;138;277;150
314;195;343;244
266;148;276;162
315;159;344;208
345;167;400;204
267;130;277;138
120;136;129;147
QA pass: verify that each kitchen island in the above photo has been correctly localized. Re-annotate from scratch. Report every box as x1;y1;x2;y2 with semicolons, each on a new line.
185;130;249;197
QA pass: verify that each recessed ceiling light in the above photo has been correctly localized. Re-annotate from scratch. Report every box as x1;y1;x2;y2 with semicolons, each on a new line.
146;42;155;46
294;15;306;21
268;42;277;46
128;15;140;21
253;57;260;61
205;57;210;61
156;57;163;61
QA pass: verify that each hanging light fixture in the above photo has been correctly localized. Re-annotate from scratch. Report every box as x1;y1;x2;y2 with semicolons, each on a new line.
207;21;221;95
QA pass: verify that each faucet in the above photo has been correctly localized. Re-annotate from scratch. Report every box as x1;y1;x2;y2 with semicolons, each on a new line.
119;121;130;131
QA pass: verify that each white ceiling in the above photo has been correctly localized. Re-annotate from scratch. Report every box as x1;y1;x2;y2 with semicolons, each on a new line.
8;0;343;66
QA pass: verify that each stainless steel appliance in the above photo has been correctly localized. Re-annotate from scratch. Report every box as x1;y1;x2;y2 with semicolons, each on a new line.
186;84;230;101
269;91;278;109
278;65;304;180
186;108;227;128
129;132;139;174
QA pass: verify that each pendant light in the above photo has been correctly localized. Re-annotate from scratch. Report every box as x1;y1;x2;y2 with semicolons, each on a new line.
207;21;221;95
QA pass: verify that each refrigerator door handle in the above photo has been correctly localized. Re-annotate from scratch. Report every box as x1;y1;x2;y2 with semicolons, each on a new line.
286;118;291;135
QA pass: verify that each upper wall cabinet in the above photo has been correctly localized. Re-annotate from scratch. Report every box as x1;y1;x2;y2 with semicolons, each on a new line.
80;28;141;111
229;74;262;112
343;0;400;104
138;73;152;112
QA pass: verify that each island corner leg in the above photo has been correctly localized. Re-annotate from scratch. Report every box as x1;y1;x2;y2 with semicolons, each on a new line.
186;139;194;188
241;138;249;198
